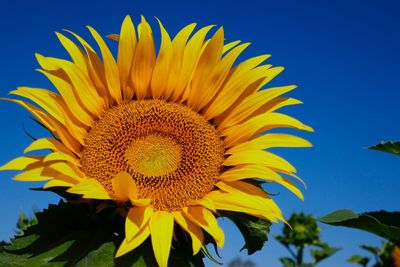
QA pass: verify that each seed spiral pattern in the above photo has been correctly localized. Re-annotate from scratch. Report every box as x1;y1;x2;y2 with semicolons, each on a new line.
80;99;225;211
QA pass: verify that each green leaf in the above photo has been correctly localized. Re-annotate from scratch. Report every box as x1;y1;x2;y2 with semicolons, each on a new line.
280;257;296;267
222;211;271;255
347;255;370;267
319;209;400;246
369;141;400;156
0;201;205;267
310;242;340;264
360;245;380;256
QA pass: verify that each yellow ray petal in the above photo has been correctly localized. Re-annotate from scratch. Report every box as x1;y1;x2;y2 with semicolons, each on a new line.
9;87;88;145
219;165;304;199
167;23;196;101
193;42;251;112
191;198;216;212
187;27;224;111
67;178;111;199
38;55;106;117
43;152;80;166
184;206;224;247
226;133;312;154
116;225;150;258
64;30;110;106
204;64;272;119
222;85;297;128
214;66;285;127
2;98;82;154
88;26;122;104
173;211;204;255
205;189;282;222
24;138;75;157
224;149;297;173
125;206;153;241
12;168;52;181
56;32;88;74
0;156;42;171
248;97;303;119
47;161;85;181
43;179;74;189
112;172;138;201
149;211;174;267
221;112;314;148
175;25;214;102
36;68;94;127
222;40;241;54
150;18;173;99
130;16;156;100
118;15;137;100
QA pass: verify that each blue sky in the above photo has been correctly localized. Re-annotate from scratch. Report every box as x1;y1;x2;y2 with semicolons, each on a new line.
0;0;399;266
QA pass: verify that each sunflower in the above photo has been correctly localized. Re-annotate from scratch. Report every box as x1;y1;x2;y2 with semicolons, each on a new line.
0;16;312;266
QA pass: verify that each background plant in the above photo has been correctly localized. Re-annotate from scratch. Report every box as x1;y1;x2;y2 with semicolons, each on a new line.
274;212;339;267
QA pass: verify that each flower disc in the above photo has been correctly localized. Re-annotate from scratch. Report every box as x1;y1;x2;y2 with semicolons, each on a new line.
80;99;225;211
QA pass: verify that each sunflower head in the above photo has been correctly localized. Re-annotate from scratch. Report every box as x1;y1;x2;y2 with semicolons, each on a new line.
1;15;312;266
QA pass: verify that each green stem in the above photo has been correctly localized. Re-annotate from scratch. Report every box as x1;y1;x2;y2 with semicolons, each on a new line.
296;246;304;266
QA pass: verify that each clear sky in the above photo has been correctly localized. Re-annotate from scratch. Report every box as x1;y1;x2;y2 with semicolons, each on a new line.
0;1;399;266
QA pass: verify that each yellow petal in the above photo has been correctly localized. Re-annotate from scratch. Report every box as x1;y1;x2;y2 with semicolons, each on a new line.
131;198;152;207
9;87;88;145
64;30;111;107
149;211;174;267
112;172;138;201
226;133;312;154
191;198;216;212
222;40;241;54
56;32;88;74
36;68;94;127
43;179;74;189
47;162;85;182
43;152;80;166
2;98;82;154
224;149;297;173
205;189;282;222
167;23;196;101
193;42;250;112
126;206;153;241
24;138;75;157
214;66;285;126
184;206;224;248
0;156;42;171
67;178;111;199
39;56;106;117
150;18;173;99
218;164;304;200
204;64;272;120
12;168;52;181
187;27;224;111
221;112;314;147
88;26;122;104
175;25;214;102
118;15;137;100
222;85;297;128
130;16;156;100
116;225;150;258
173;211;204;255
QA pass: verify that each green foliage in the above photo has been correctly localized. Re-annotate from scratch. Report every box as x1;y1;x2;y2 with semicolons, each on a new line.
0;200;204;267
319;209;400;246
274;212;339;267
348;255;370;267
222;211;271;255
348;242;397;267
15;211;38;236
369;141;400;156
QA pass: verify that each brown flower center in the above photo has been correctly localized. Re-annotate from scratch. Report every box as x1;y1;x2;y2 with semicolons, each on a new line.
80;99;224;211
